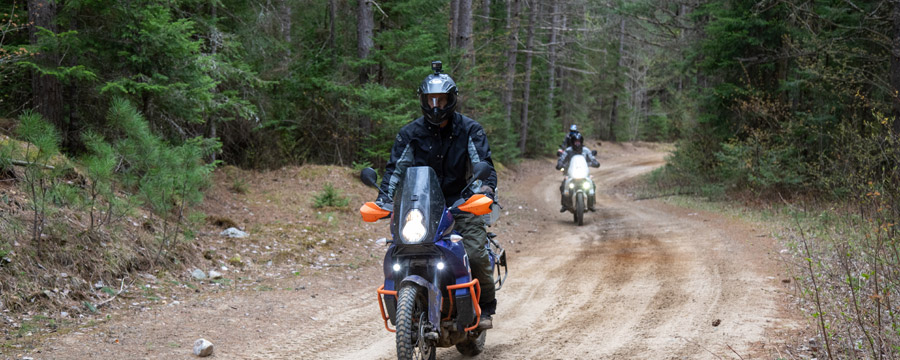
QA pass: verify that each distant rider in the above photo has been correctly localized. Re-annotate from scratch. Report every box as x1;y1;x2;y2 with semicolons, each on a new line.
556;132;599;212
558;124;581;156
374;61;498;329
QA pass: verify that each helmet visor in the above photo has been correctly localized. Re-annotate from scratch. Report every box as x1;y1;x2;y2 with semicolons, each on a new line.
423;93;449;109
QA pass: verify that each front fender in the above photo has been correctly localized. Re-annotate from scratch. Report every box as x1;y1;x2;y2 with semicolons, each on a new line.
399;275;442;329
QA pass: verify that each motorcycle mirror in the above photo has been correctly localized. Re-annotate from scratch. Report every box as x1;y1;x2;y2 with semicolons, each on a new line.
360;168;378;188
472;161;492;181
592;150;597;156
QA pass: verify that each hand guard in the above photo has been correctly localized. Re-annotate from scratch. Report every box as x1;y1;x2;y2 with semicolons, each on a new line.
479;185;501;208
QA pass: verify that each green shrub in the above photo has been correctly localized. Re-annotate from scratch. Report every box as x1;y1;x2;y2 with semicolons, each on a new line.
105;98;219;264
351;160;373;172
80;131;119;231
0;141;12;177
229;178;248;194
15;111;62;243
313;183;349;209
714;135;806;190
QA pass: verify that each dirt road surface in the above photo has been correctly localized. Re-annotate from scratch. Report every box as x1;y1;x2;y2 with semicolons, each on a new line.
36;143;802;359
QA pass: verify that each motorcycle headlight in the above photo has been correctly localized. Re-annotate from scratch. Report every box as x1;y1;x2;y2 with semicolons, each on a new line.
401;209;427;243
582;181;592;190
568;183;575;189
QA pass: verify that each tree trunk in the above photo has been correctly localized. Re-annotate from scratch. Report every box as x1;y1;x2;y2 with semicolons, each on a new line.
547;0;559;126
518;0;539;154
357;0;374;85
210;1;219;163
328;0;337;52
678;3;690;93
609;18;625;142
502;0;521;131
450;0;459;48
279;0;292;58
357;0;373;139
892;0;900;135
457;0;474;67
27;0;64;137
482;0;491;29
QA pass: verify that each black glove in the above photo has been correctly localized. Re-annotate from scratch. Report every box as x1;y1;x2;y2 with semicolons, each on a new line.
374;194;391;208
479;185;501;208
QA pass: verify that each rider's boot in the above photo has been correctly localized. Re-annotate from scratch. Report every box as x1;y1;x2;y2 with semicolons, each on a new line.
559;205;566;213
477;315;493;330
477;299;496;330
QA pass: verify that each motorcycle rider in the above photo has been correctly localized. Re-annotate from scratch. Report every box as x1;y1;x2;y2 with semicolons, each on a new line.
558;124;581;156
374;61;498;330
556;132;600;212
563;124;580;149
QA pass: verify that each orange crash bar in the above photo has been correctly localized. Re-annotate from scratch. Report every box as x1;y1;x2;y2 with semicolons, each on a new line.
446;279;482;332
376;284;398;332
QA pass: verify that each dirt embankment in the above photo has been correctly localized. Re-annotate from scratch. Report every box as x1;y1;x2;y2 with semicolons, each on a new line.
27;142;806;359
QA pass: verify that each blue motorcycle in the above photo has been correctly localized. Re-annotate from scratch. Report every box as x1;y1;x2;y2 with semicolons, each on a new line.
359;162;507;360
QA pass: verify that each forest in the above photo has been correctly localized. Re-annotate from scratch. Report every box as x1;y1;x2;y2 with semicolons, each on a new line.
2;0;900;357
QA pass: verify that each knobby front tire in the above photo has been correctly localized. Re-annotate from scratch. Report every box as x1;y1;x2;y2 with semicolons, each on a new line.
575;193;585;226
395;285;435;360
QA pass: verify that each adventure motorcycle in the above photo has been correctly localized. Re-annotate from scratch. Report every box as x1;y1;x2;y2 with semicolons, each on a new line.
560;153;597;226
359;162;508;360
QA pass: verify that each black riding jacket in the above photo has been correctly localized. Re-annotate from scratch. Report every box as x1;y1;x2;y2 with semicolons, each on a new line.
378;113;497;206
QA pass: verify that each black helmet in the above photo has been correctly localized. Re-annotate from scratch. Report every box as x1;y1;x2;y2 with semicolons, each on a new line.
571;132;584;153
418;61;458;126
566;125;581;147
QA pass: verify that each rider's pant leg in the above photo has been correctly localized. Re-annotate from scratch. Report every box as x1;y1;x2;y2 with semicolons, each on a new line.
454;212;496;315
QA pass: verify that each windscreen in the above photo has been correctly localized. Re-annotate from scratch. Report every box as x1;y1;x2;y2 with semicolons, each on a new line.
567;155;589;179
390;166;446;244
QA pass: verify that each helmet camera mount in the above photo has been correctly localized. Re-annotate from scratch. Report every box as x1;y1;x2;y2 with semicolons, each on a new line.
431;60;442;75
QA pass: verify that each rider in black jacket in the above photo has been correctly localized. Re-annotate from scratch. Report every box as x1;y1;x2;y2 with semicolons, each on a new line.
375;61;498;329
557;124;580;156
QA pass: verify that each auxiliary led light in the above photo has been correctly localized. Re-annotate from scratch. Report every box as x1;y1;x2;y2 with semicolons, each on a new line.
436;262;445;270
392;263;401;272
568;183;575;189
582;181;592;190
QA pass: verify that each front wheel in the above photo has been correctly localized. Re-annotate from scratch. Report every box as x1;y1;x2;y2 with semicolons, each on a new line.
575;193;585;226
396;285;436;360
456;330;486;356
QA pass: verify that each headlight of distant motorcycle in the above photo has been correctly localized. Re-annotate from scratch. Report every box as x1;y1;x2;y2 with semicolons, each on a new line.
568;183;575;189
582;181;592;190
401;209;427;243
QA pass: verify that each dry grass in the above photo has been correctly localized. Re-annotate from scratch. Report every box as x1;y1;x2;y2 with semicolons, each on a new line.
0;162;388;344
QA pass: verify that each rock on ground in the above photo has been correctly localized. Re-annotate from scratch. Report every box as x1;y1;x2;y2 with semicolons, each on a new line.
193;338;214;357
220;227;249;238
191;269;207;280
